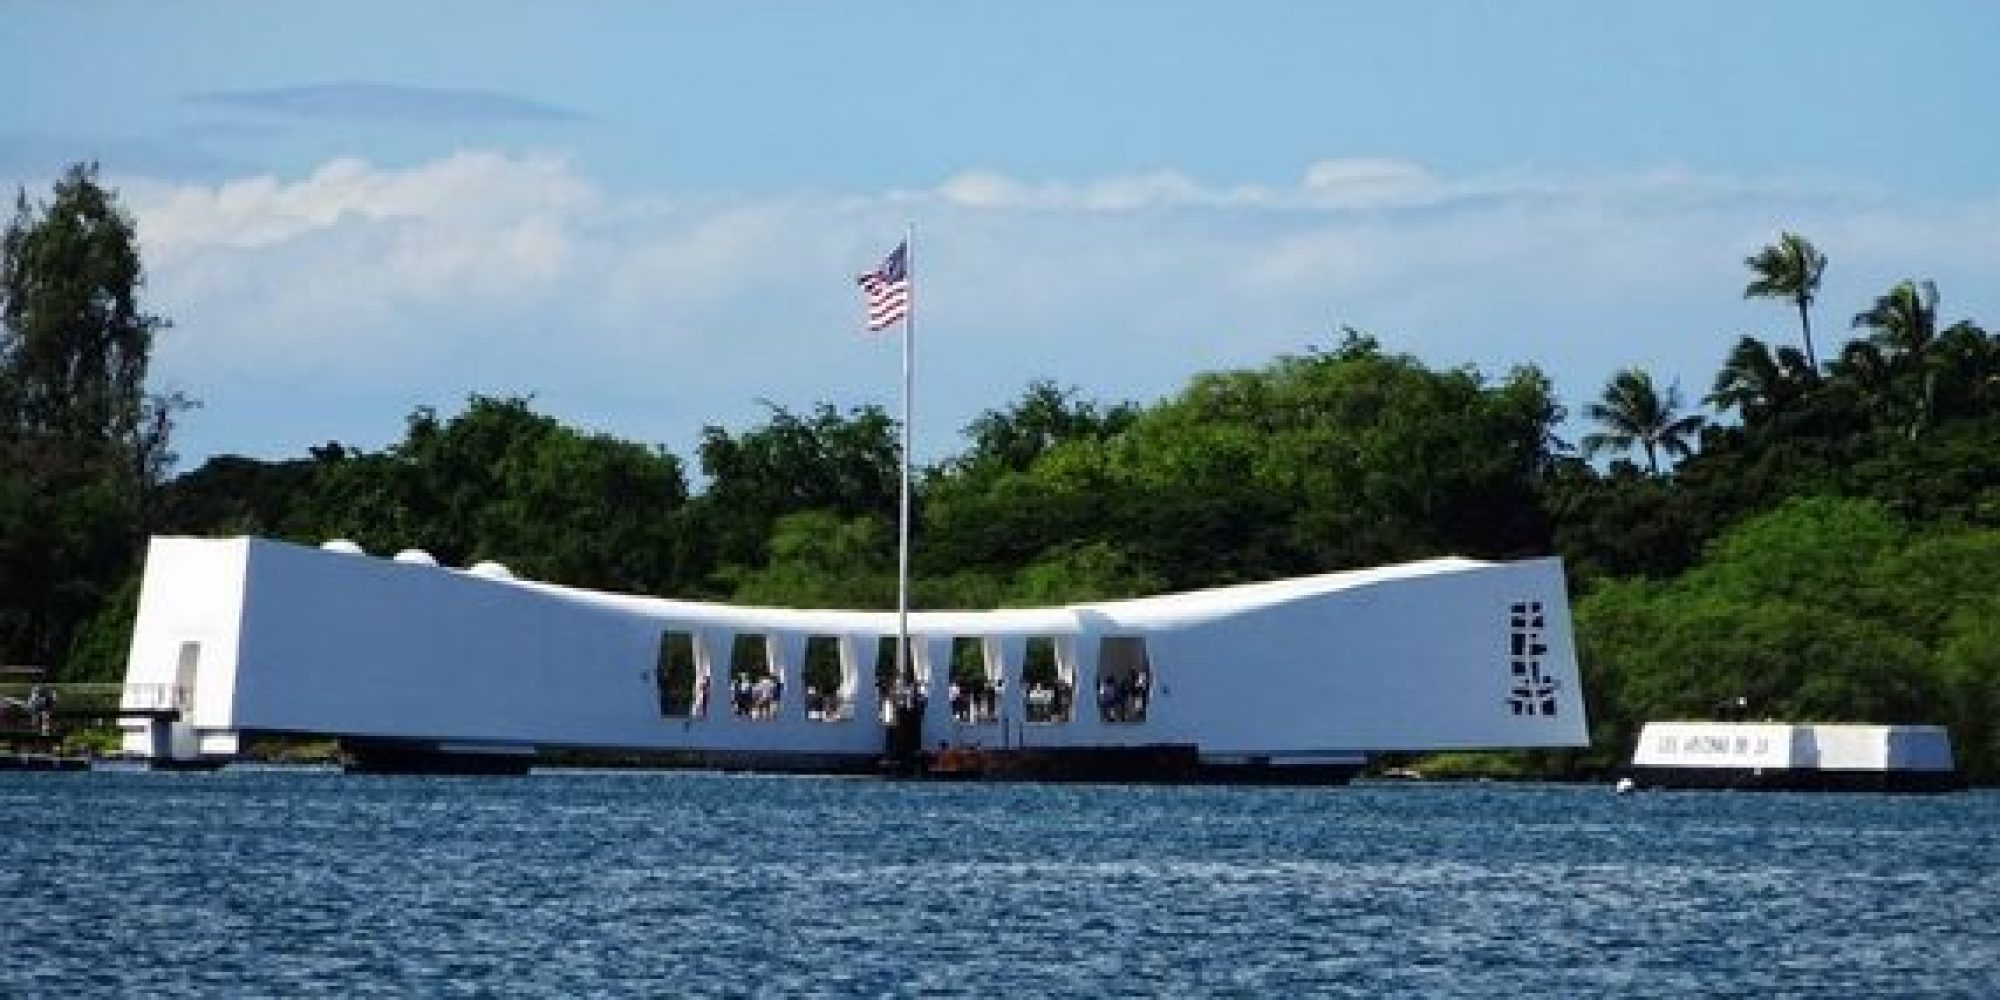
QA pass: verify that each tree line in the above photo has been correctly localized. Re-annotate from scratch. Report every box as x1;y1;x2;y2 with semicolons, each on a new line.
5;168;1996;780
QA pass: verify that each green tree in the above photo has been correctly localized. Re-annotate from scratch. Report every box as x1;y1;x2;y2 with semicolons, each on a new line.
0;163;187;672
1743;231;1828;370
1544;458;1703;583
686;402;899;579
1575;497;2000;779
1851;279;1945;438
156;453;323;537
922;381;1143;580
1925;319;2000;423
1935;603;2000;784
1845;281;1996;437
1854;279;1940;360
235;397;696;595
725;510;895;608
1707;335;1812;427
484;419;691;593
2;164;172;456
924;334;1564;592
954;379;1136;477
1582;368;1703;475
1010;541;1165;605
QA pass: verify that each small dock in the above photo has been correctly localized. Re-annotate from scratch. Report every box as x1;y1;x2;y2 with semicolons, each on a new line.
0;747;90;771
1;673;160;771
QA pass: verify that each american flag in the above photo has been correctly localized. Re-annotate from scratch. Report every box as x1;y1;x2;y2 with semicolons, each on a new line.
856;241;910;331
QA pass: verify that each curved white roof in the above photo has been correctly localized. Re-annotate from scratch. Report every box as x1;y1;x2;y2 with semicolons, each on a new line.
501;554;1494;636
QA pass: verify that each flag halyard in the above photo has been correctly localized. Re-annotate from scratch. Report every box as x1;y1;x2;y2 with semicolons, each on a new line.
856;241;911;331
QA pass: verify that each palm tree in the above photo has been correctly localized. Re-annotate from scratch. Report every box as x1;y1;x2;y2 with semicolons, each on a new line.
1852;279;1939;360
1583;368;1704;475
1744;231;1828;371
1830;340;1895;397
1852;279;1942;437
1707;335;1812;425
1927;319;2000;423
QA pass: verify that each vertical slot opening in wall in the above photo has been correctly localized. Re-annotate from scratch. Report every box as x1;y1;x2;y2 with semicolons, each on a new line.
948;636;998;724
174;641;201;711
728;634;780;721
655;629;704;718
873;635;917;725
1022;636;1072;724
1095;636;1152;724
803;635;850;721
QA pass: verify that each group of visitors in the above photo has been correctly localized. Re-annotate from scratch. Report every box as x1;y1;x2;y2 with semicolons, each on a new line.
731;673;783;720
948;678;1003;724
857;671;1143;725
879;681;927;725
1097;670;1149;723
802;686;848;721
1024;680;1074;724
698;666;1150;726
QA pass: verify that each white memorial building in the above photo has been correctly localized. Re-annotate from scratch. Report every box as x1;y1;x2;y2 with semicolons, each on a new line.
119;536;1588;778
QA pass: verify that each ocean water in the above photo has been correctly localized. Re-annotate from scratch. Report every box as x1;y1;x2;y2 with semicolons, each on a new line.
1;769;1996;998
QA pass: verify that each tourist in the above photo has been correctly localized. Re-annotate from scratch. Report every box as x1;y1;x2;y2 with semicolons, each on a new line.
1027;684;1053;722
27;683;54;736
753;675;776;719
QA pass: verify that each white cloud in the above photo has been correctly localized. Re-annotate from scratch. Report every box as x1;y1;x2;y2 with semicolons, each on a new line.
128;153;597;377
937;158;1439;212
1298;158;1443;208
937;168;1210;212
113;154;2000;469
137;152;595;254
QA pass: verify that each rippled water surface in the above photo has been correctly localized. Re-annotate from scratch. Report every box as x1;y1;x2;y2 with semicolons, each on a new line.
3;769;1997;997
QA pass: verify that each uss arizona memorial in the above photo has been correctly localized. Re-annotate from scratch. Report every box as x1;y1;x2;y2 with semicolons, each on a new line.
118;535;1588;777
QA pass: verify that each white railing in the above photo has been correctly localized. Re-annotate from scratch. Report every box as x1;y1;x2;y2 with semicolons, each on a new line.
120;683;190;712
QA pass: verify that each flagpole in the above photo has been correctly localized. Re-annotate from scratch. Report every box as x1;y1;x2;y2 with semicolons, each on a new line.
896;222;915;705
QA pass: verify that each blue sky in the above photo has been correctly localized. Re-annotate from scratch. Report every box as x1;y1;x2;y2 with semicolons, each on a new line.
3;2;1996;470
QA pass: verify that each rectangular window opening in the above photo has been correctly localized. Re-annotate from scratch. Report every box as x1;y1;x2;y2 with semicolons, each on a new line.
1022;636;1072;724
655;630;704;718
803;635;850;721
1096;636;1152;724
728;634;780;721
948;636;998;724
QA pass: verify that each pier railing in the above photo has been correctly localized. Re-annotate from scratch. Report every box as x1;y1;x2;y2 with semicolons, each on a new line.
118;683;190;713
2;683;146;733
2;682;129;708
